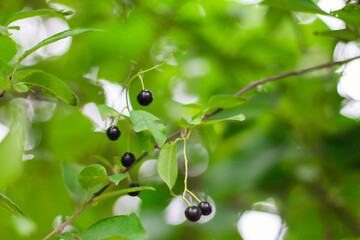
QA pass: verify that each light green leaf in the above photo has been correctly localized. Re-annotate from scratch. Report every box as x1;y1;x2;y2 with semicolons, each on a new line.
77;213;147;240
78;164;109;190
0;193;25;216
93;186;155;203
14;83;29;93
0;105;25;190
199;113;246;127
207;95;246;110
62;161;87;202
198;125;217;153
315;29;359;42
59;232;75;240
17;71;79;106
261;0;328;15
157;141;178;191
17;28;98;65
98;104;120;121
135;131;155;154
182;103;203;109
7;8;73;25
109;173;128;185
0;36;17;65
130;110;167;146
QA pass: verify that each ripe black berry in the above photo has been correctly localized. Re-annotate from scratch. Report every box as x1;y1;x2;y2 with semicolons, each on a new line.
185;206;202;222
121;152;136;168
198;201;212;215
127;182;140;196
106;126;121;141
137;90;153;106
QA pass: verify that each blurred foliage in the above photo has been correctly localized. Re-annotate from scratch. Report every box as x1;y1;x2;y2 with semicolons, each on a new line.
0;0;360;239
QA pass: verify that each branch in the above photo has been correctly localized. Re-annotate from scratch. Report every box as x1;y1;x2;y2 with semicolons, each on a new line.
43;56;360;239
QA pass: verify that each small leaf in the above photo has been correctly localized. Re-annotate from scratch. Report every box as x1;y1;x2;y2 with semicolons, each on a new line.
315;29;359;42
109;173;128;185
182;103;203;109
77;213;147;240
78;164;109;190
0;193;25;216
157;141;178;191
0;105;25;190
207;95;246;110
17;28;99;65
59;232;76;240
130;110;167;146
261;0;328;15
17;71;79;106
98;104;120;121
135;131;155;154
330;4;360;29
198;125;217;153
7;8;74;24
14;83;29;93
0;36;17;65
93;186;155;203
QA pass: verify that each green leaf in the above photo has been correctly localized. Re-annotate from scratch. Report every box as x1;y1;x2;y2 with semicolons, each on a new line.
207;95;246;110
182;103;203;109
14;83;29;93
93;186;155;203
109;173;128;185
7;8;73;25
41;88;57;98
261;0;328;15
77;213;147;240
130;110;167;146
0;36;17;65
98;104;120;121
198;125;217;153
157;141;178;191
78;164;109;190
0;193;25;216
315;29;359;42
330;4;360;29
59;232;76;240
62;161;87;202
0;105;25;190
135;131;155;154
17;71;79;106
17;28;98;65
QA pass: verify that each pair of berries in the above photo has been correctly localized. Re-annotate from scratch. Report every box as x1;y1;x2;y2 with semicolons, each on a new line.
185;201;212;222
105;90;153;141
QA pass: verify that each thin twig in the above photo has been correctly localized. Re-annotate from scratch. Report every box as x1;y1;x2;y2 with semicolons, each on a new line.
43;56;359;239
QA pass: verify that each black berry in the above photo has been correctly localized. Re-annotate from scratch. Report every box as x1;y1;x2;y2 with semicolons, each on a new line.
121;152;136;168
127;182;140;196
106;126;121;141
198;201;212;215
137;90;153;106
185;206;202;222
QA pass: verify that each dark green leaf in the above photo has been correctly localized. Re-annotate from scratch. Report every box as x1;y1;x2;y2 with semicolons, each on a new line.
98;104;120;121
7;8;73;25
17;28;99;64
157;141;178;191
207;95;246;110
130;110;167;146
78;164;108;190
330;4;360;29
18;71;79;106
198;125;217;153
0;36;17;65
77;213;147;240
261;0;327;15
93;186;155;203
315;29;359;42
109;173;128;185
0;193;25;216
135;131;155;154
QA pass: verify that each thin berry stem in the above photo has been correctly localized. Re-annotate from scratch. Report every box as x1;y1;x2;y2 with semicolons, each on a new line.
182;138;188;201
186;190;201;203
138;75;145;90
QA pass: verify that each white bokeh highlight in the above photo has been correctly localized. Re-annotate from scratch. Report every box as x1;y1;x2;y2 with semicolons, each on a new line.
113;195;142;216
317;0;346;30
164;196;188;225
138;160;162;184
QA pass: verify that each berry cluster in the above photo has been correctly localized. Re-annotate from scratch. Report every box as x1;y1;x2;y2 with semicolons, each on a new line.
185;201;212;222
106;90;153;141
